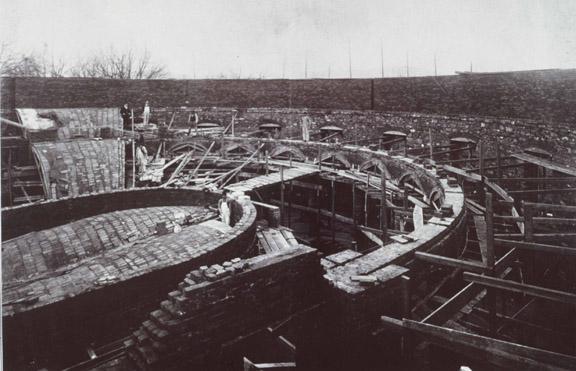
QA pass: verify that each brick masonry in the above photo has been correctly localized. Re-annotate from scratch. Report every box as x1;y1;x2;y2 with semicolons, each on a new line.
2;69;576;122
32;138;125;198
124;245;323;371
2;206;214;283
1;189;258;370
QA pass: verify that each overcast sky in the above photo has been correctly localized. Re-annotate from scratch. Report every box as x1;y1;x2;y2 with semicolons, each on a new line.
1;0;575;78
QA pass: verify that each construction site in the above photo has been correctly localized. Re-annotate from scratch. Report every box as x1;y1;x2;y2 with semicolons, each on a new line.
1;70;576;371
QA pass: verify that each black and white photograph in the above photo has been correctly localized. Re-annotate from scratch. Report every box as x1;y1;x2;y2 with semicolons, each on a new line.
1;0;576;370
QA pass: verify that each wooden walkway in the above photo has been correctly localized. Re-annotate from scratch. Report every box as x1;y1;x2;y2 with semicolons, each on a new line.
257;227;300;254
225;167;319;193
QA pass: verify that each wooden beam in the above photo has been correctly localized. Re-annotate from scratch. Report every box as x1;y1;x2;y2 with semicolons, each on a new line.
512;152;576;177
523;202;576;213
415;252;486;273
382;317;576;371
495;239;576;257
463;272;576;305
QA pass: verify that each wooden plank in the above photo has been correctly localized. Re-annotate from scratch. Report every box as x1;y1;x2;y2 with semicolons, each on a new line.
524;202;576;213
390;318;576;371
473;215;488;265
512;152;576;177
415;252;486;274
495;239;576;257
463;272;576;305
443;164;483;182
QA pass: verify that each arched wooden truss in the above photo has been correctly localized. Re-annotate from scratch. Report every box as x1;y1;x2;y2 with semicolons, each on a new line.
269;145;306;161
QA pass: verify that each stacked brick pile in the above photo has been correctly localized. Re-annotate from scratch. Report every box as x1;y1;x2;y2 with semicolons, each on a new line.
124;246;323;370
32;138;125;198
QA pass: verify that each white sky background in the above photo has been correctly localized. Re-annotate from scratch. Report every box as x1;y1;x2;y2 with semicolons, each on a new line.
1;0;575;78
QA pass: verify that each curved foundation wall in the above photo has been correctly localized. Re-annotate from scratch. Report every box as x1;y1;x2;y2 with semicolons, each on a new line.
2;188;258;370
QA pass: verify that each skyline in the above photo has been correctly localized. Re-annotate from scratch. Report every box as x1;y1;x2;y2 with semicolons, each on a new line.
1;0;575;79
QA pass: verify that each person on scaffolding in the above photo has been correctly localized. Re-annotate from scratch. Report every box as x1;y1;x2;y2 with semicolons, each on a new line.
135;135;149;176
301;116;310;142
120;103;132;130
143;101;151;126
219;191;231;226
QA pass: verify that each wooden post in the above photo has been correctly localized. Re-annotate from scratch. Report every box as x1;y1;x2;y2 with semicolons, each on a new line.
316;187;321;240
428;127;433;162
352;180;357;226
365;173;370;226
404;137;408;157
401;275;412;368
265;152;269;175
131;109;136;188
485;192;495;268
288;181;293;228
496;139;502;179
7;149;13;206
331;178;336;246
318;148;322;170
485;192;497;336
523;201;535;284
479;141;485;178
280;166;285;224
380;175;387;241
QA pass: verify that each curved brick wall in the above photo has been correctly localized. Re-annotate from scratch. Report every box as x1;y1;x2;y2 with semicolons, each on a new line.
2;206;215;283
2;188;258;370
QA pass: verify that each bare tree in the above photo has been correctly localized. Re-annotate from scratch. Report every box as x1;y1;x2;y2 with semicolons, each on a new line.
71;48;166;79
0;43;67;77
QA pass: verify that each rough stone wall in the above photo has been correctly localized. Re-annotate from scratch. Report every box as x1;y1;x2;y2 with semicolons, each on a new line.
3;69;576;122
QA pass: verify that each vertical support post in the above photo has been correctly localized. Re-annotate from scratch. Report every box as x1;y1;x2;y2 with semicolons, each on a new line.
364;173;370;226
401;275;412;368
318;148;322;170
380;175;387;241
485;192;495;268
523;201;535;284
479;141;485;178
288;181;293;228
265;152;269;175
485;192;497;335
7;149;13;206
428;127;433;162
331;178;336;246
316;187;321;240
404;137;408;157
496;139;502;179
131;109;136;188
280;166;285;225
352;180;357;226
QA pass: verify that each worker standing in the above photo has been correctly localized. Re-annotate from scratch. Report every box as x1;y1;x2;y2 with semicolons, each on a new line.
302;116;310;142
143;101;151;126
135;136;149;175
120;103;132;130
219;192;231;226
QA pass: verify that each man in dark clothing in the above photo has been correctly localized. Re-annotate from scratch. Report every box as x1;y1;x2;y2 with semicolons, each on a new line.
120;103;132;129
